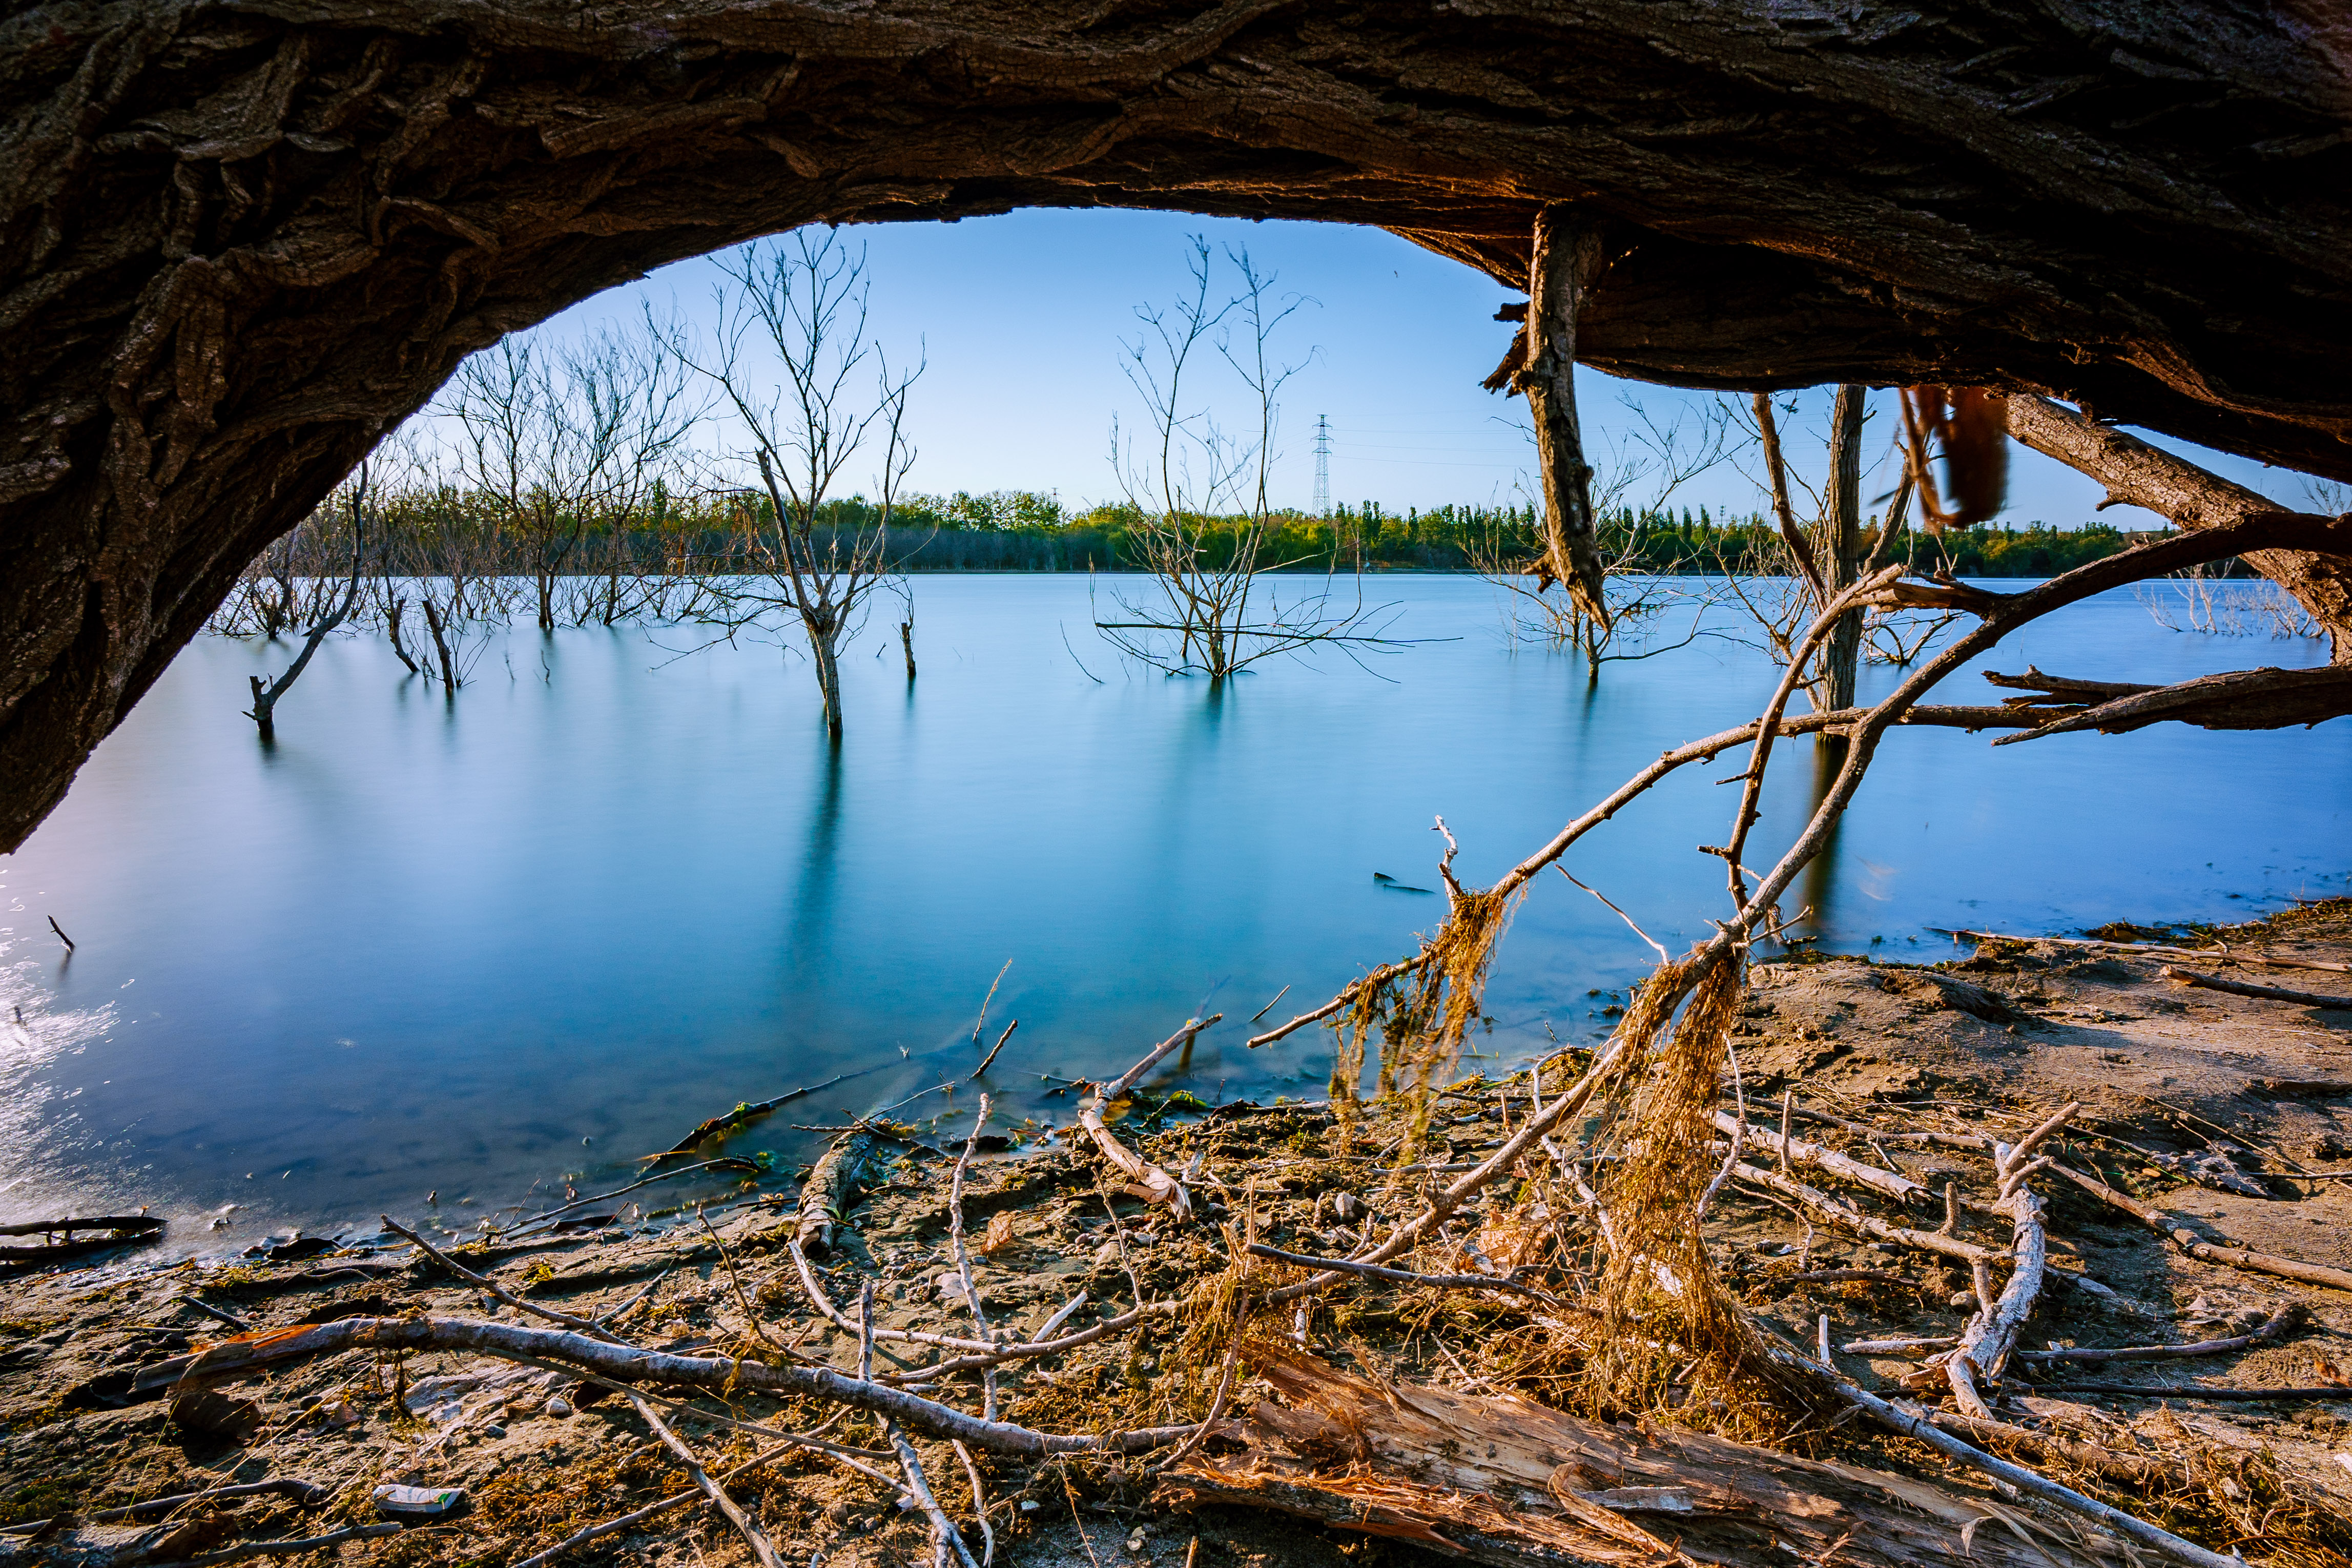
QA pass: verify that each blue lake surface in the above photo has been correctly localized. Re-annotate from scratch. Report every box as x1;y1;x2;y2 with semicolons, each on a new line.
2;574;2344;1244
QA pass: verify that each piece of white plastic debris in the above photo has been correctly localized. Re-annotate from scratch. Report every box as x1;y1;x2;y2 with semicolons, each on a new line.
374;1483;466;1519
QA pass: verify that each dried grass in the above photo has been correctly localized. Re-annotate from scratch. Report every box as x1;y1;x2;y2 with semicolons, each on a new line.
1332;885;1519;1145
1577;952;1800;1434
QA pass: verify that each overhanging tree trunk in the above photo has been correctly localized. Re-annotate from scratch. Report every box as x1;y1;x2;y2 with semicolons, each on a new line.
2005;396;2352;660
7;0;2352;848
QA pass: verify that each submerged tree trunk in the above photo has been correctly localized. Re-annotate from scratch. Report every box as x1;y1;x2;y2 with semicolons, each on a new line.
1817;385;1868;718
6;0;2352;848
811;628;844;742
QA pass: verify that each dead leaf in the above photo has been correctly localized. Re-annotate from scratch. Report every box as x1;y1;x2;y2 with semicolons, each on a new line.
980;1211;1016;1255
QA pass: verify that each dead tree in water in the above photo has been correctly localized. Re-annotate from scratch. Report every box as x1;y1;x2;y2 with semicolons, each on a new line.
1096;240;1404;676
675;232;918;741
1724;389;1937;710
444;326;697;633
243;467;368;736
1472;395;1732;679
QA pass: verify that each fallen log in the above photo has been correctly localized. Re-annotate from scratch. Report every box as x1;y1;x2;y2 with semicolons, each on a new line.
141;1315;1199;1457
2159;967;2352;1012
2048;1163;2352;1293
795;1128;883;1255
1161;1344;2127;1568
2017;1304;2304;1365
0;1214;163;1265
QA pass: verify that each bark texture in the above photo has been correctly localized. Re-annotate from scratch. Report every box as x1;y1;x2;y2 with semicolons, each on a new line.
1523;204;1610;624
6;0;2352;847
1162;1344;2126;1568
2006;396;2352;658
1819;384;1868;716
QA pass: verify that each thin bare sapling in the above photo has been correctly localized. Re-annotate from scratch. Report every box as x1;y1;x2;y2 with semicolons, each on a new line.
1722;388;1945;706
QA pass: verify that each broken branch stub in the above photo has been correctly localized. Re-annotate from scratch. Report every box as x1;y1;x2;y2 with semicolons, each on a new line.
1078;1015;1220;1221
1522;205;1612;627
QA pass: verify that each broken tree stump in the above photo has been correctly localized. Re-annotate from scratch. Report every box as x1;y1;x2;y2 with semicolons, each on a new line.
1162;1345;2129;1568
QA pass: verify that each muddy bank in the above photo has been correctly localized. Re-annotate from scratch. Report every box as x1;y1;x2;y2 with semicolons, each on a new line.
5;904;2352;1568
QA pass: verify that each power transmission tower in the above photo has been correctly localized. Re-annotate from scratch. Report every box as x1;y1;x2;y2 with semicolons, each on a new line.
1312;414;1331;515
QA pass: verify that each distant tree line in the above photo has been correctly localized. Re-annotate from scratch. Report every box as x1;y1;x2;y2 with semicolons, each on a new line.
772;494;2150;576
210;481;2167;645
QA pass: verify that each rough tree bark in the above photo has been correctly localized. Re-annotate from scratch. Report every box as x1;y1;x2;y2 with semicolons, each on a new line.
1818;385;1868;717
1522;205;1611;625
2005;396;2352;657
6;0;2352;848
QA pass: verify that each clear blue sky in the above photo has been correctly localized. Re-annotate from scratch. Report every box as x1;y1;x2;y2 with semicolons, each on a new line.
510;208;2326;528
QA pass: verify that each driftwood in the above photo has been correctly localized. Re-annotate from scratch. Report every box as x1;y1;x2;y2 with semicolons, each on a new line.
0;1214;163;1265
1731;1162;1995;1266
1162;1345;2122;1568
2017;1304;2304;1364
2159;967;2352;1012
2048;1162;2352;1294
1933;1105;2074;1420
1920;1411;2169;1487
1078;1015;1219;1220
510;1443;800;1568
794;1127;883;1255
1799;1359;2240;1568
655;1069;861;1159
1710;1110;1926;1205
630;1392;785;1568
149;1315;1200;1456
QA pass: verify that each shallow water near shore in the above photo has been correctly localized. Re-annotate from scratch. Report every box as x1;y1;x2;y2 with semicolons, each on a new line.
3;574;2345;1243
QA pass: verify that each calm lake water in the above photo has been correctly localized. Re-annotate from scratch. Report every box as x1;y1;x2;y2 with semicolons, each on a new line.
3;575;2345;1245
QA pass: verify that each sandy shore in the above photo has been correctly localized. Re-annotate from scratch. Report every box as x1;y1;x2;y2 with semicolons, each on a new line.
5;903;2351;1568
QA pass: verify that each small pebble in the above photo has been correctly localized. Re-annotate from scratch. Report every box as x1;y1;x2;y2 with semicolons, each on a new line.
545;1396;573;1418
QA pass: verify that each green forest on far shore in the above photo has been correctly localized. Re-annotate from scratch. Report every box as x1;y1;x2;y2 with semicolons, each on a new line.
332;481;2155;577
